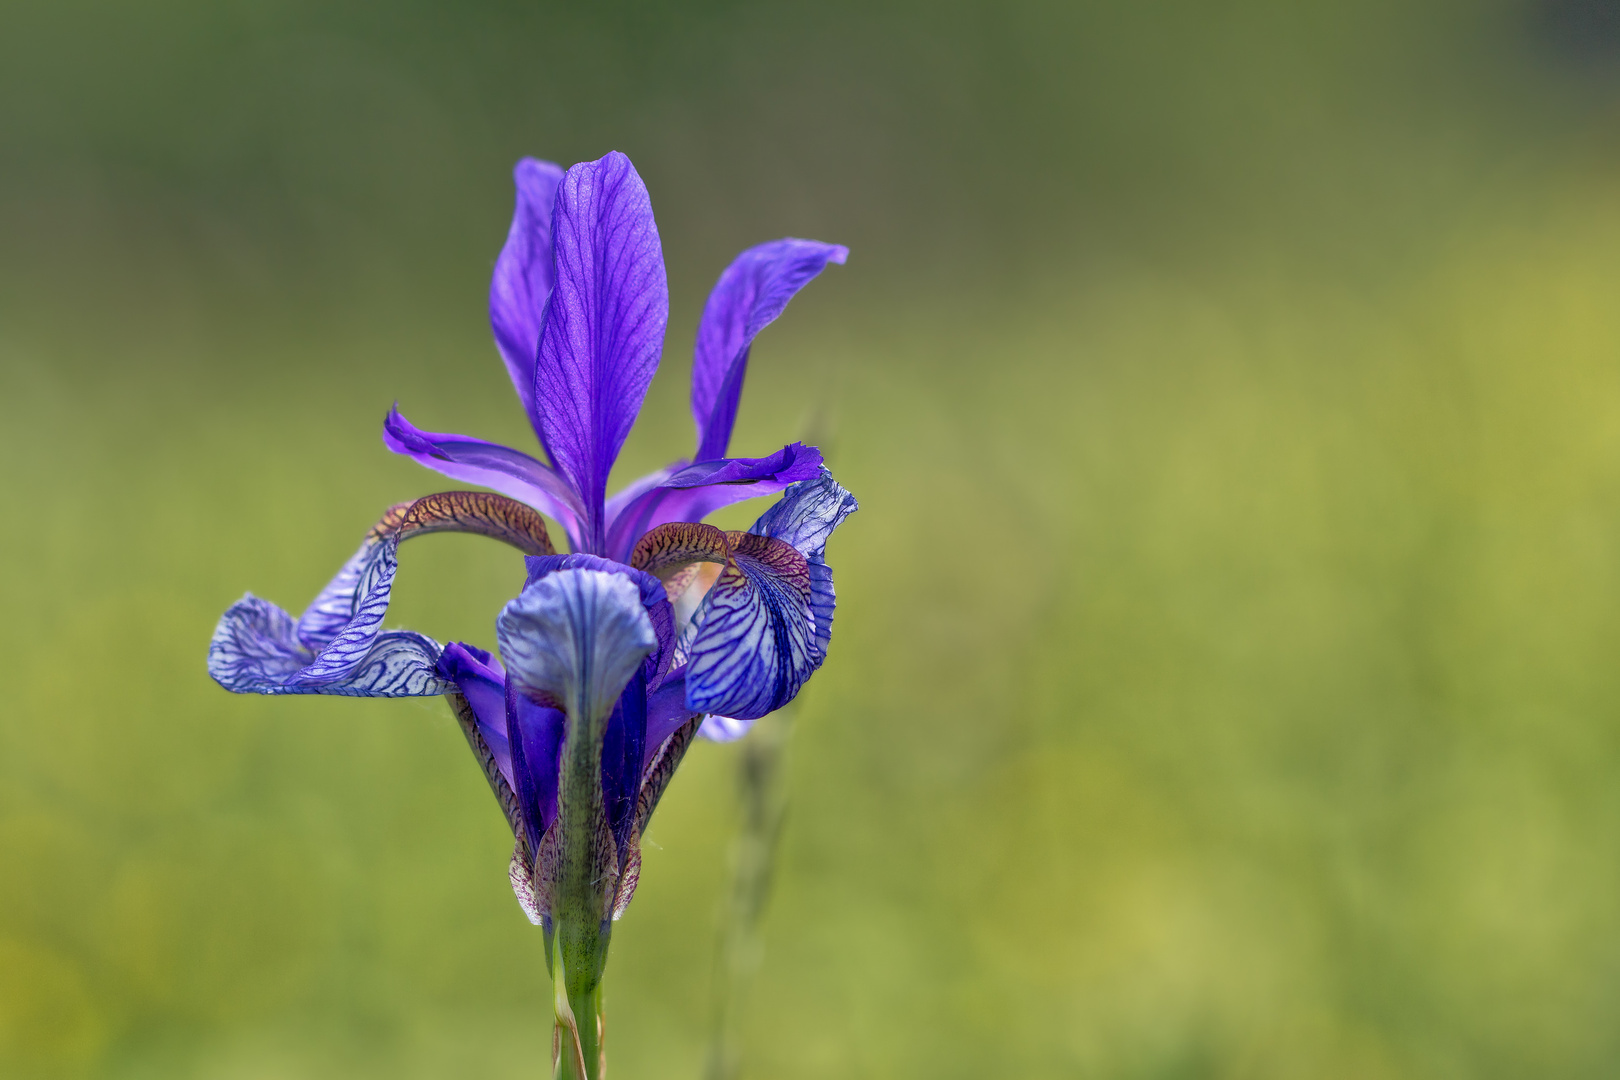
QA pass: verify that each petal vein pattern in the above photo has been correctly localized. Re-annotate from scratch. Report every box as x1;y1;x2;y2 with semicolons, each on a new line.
209;492;555;698
684;533;814;721
490;157;565;431
534;152;669;550
685;466;858;734
498;569;658;726
748;465;858;666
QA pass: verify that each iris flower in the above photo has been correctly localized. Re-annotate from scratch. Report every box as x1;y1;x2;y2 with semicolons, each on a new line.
208;151;855;1078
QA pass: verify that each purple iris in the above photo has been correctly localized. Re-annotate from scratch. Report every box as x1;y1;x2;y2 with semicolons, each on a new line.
207;150;857;966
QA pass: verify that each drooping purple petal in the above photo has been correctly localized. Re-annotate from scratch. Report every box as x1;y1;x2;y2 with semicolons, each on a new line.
208;536;452;697
748;465;859;665
602;442;823;562
438;642;514;788
212;490;561;701
683;533;815;722
599;666;648;857
691;239;847;462
683;467;857;732
503;679;567;860
296;532;388;650
383;406;584;544
490;158;565;432
643;670;698;768
534;152;669;551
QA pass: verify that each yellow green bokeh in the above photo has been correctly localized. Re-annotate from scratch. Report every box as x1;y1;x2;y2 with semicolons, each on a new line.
6;1;1620;1076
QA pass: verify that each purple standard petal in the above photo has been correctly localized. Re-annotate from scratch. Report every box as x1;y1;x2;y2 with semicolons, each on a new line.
691;238;847;462
490;158;566;432
383;406;584;545
208;535;452;697
535;152;669;551
602;442;823;562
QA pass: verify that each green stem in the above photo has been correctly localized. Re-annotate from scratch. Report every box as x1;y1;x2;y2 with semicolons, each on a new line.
552;930;605;1080
550;686;616;1080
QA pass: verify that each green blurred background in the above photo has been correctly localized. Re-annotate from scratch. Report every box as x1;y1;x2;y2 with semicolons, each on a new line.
7;0;1620;1076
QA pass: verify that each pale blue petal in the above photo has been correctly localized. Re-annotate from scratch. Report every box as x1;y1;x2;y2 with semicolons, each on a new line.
698;714;752;741
497;568;658;725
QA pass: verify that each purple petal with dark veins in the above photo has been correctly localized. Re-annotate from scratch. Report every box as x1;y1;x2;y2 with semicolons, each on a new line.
683;533;815;722
602;442;823;562
534;152;668;551
208;536;451;697
748;465;859;665
503;679;567;859
691;238;847;462
438;642;514;789
383;406;584;545
296;531;386;650
685;467;857;732
490;158;565;433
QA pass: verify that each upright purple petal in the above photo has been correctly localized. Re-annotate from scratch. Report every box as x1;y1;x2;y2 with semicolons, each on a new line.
691;239;847;462
383;406;585;545
602;442;823;561
534;152;669;551
490;158;566;432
